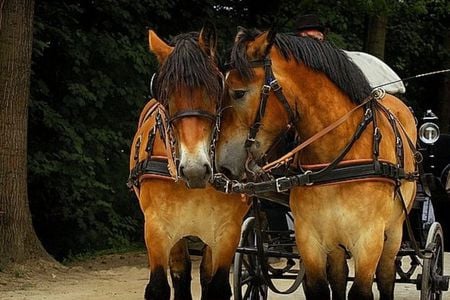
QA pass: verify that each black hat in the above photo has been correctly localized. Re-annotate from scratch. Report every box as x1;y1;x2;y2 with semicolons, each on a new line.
295;14;325;33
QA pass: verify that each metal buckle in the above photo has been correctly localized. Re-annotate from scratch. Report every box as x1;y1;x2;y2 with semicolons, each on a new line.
262;84;271;95
364;108;373;120
245;132;256;146
213;173;232;193
224;180;231;193
374;127;381;140
304;170;313;186
275;177;289;192
414;151;423;164
270;79;281;91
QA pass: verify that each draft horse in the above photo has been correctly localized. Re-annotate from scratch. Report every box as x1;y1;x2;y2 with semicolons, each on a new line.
129;26;249;299
216;28;418;299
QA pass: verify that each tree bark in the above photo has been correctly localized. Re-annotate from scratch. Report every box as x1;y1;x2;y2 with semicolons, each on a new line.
0;0;49;268
365;14;387;60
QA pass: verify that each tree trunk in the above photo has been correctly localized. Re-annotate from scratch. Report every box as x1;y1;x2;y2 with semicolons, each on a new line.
0;0;49;268
365;14;387;60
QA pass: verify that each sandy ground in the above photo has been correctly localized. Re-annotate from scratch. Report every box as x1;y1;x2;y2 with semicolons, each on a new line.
0;251;449;299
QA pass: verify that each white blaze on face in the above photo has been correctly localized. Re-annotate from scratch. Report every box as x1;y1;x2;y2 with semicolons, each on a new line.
178;135;212;182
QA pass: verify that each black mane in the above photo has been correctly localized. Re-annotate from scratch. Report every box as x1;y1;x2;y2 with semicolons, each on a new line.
156;32;222;106
230;29;372;104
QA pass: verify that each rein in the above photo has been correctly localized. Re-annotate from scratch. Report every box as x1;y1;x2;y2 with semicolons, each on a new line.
213;56;419;195
263;94;375;172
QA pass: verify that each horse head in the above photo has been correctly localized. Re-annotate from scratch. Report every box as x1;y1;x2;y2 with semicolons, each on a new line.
149;25;223;188
216;28;294;180
216;27;373;180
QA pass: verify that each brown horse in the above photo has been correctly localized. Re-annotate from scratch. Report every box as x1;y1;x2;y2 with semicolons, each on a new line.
216;28;417;300
129;26;249;299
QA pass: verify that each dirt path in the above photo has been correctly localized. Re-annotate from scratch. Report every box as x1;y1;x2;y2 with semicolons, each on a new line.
1;251;449;299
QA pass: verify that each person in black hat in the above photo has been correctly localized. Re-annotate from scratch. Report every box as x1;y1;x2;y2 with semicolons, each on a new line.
295;14;326;41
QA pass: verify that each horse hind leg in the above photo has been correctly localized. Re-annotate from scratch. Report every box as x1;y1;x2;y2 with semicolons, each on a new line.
169;238;192;300
327;246;349;300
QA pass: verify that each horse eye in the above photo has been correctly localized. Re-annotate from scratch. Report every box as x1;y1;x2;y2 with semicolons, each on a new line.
232;90;247;100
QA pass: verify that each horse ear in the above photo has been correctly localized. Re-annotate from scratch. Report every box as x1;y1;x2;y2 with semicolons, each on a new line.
247;30;276;60
148;30;173;64
199;22;217;59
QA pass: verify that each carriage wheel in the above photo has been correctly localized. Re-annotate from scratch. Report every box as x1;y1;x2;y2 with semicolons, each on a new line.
233;217;268;300
420;222;449;300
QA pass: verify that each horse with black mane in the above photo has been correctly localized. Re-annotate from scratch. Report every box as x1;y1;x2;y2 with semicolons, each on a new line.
129;25;249;299
216;28;417;300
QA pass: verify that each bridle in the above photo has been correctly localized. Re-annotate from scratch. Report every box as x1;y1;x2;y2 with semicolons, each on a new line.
241;58;298;151
214;53;419;196
223;56;298;179
150;70;225;179
149;72;221;124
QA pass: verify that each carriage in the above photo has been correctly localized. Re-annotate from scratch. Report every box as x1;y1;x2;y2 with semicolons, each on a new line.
222;108;450;299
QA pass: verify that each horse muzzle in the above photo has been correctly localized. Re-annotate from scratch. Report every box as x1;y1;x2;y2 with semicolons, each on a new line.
178;159;212;189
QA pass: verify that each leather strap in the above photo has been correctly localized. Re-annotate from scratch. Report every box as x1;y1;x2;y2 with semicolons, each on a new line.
169;110;216;123
229;161;415;195
245;58;297;150
127;158;171;189
263;95;373;171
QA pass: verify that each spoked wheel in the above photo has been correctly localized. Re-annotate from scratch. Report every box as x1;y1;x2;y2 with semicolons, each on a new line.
262;212;304;296
419;222;449;300
233;215;305;300
233;217;268;300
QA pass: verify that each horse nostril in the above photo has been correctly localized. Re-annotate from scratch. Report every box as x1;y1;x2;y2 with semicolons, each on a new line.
179;165;186;178
204;164;211;178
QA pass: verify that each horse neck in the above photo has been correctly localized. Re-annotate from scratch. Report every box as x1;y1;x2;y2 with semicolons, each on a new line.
273;57;372;164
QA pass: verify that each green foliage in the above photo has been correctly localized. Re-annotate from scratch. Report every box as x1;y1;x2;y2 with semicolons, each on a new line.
386;0;449;114
28;0;448;260
29;0;160;259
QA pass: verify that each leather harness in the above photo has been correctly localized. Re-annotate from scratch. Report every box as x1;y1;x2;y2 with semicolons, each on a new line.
127;100;172;190
213;57;419;196
212;56;434;259
127;95;223;190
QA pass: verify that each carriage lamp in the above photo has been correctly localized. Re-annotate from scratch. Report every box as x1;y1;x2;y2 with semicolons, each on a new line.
419;122;440;144
419;109;440;144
